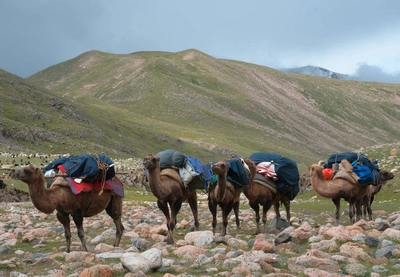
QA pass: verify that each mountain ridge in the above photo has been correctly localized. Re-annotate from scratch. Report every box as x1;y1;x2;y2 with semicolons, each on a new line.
1;49;399;169
281;65;353;80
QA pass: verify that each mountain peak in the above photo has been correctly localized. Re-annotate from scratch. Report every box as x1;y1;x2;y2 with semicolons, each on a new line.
281;65;351;80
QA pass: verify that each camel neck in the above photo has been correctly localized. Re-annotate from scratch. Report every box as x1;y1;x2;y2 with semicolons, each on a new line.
147;167;163;197
215;172;228;201
28;175;56;214
310;168;342;199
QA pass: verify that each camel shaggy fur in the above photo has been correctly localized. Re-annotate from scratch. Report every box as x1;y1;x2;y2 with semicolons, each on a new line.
9;164;124;252
243;178;291;234
143;154;199;244
307;163;369;225
208;159;256;236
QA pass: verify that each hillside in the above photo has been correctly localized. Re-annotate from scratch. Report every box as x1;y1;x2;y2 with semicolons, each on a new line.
0;69;228;162
1;48;400;169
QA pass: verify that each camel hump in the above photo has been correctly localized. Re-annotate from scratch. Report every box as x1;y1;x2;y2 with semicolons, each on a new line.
160;168;184;186
50;177;69;187
331;159;360;184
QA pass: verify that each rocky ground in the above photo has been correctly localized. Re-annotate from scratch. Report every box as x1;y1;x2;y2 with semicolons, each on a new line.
1;149;399;277
2;192;400;277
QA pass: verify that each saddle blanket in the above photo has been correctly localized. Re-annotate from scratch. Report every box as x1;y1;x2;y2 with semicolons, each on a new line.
64;177;124;198
253;173;277;193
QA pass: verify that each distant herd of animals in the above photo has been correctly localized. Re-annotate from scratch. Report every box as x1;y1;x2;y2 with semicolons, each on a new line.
0;153;50;167
6;149;396;252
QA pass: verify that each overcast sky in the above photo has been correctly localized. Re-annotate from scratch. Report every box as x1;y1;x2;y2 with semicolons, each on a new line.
1;0;400;83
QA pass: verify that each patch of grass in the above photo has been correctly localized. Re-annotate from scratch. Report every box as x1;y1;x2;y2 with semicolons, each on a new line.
3;49;400;167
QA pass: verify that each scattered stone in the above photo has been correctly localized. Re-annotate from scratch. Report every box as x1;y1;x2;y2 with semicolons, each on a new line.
1;158;400;277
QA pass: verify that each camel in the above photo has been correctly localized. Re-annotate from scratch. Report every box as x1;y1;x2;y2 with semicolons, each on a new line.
143;154;199;244
361;169;394;220
243;177;291;234
208;158;256;236
307;163;369;225
9;164;124;253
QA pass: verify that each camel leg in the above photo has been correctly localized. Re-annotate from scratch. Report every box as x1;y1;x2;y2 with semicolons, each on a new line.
233;201;241;231
368;195;375;221
348;198;356;224
157;200;173;244
355;199;363;223
284;199;291;225
188;192;199;231
208;199;218;235
332;198;341;226
167;199;182;244
71;211;88;252
249;202;261;234
349;202;354;223
56;211;72;253
362;196;368;220
221;203;234;236
105;196;124;247
273;202;280;229
262;202;273;233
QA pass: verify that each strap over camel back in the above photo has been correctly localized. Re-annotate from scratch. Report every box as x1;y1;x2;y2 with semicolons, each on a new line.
249;152;300;200
324;152;381;186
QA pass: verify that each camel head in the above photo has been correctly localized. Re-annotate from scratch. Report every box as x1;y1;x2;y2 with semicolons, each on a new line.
244;158;257;179
9;164;43;183
380;169;395;182
143;154;160;170
306;164;323;177
212;161;229;175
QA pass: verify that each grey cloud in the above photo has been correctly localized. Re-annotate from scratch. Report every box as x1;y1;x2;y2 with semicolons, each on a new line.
354;63;400;84
1;0;400;83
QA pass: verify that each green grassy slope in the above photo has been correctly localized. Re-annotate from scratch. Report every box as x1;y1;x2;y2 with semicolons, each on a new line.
0;69;231;162
1;48;399;169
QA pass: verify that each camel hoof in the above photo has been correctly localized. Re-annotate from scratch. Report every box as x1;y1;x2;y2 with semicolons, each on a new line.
215;236;227;245
165;238;174;244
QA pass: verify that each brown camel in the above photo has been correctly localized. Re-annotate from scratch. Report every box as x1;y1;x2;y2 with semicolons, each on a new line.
361;169;394;220
307;163;369;225
9;164;124;253
143;154;199;244
208;158;256;236
243;177;291;234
